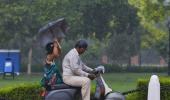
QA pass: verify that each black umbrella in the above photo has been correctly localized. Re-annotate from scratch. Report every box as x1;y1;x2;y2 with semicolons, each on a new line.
37;18;69;47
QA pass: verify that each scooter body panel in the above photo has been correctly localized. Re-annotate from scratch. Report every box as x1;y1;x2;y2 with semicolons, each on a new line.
105;92;125;100
45;88;81;100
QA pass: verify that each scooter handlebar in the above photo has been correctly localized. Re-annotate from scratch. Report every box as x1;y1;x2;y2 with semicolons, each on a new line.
94;65;105;74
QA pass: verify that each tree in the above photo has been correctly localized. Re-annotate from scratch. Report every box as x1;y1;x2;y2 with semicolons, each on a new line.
129;0;170;59
0;0;142;71
0;0;88;73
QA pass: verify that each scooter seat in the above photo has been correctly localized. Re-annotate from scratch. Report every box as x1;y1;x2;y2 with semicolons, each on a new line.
45;84;81;100
51;83;81;90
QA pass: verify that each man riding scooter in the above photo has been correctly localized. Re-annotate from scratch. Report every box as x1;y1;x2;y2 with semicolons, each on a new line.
62;39;99;100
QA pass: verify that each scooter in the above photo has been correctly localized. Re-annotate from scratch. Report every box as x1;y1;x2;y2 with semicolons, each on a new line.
93;66;125;100
45;66;125;100
45;84;81;100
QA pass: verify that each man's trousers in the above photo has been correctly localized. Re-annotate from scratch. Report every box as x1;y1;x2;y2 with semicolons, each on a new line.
63;76;91;100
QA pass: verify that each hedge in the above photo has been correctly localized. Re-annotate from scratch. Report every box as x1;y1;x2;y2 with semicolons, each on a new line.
0;83;42;100
125;66;167;73
0;83;97;100
20;63;167;73
126;77;170;100
102;64;167;73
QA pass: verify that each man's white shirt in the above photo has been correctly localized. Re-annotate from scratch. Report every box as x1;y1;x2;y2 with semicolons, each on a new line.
62;48;93;77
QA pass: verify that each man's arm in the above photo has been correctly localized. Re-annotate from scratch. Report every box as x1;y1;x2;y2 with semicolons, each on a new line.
70;56;89;77
82;63;93;73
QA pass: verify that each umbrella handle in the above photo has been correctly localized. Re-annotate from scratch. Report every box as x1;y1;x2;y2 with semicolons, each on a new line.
53;39;61;49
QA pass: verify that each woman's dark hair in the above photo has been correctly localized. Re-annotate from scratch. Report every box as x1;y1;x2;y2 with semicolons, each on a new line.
45;42;54;54
75;39;88;49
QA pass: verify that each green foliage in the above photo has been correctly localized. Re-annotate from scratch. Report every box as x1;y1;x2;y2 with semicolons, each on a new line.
81;0;139;38
126;66;167;73
90;0;140;64
107;33;139;64
129;0;170;58
82;35;103;64
0;0;142;67
60;39;75;61
0;0;84;66
60;35;106;66
128;0;168;23
126;93;138;100
0;83;42;100
21;62;168;73
101;64;167;73
101;64;124;73
131;77;170;100
1;0;166;70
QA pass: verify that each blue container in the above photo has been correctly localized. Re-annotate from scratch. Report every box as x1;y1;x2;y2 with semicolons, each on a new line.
0;50;20;74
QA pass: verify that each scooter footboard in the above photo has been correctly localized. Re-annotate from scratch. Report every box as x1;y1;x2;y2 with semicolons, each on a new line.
45;88;81;100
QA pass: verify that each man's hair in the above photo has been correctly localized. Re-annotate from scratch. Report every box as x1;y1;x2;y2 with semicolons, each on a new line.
45;42;54;54
75;39;88;49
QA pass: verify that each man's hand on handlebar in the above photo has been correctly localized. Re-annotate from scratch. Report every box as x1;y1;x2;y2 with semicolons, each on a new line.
91;69;99;75
88;73;96;80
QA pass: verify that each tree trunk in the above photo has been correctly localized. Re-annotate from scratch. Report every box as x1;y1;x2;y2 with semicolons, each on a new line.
128;54;131;68
27;47;32;75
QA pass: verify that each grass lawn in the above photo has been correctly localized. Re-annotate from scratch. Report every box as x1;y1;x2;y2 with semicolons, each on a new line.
102;73;167;92
0;73;42;88
0;73;167;93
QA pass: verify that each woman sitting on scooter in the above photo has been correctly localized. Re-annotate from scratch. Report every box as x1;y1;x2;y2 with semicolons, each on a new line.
40;40;63;91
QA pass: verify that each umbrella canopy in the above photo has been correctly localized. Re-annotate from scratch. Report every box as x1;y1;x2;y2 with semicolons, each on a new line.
37;18;69;47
